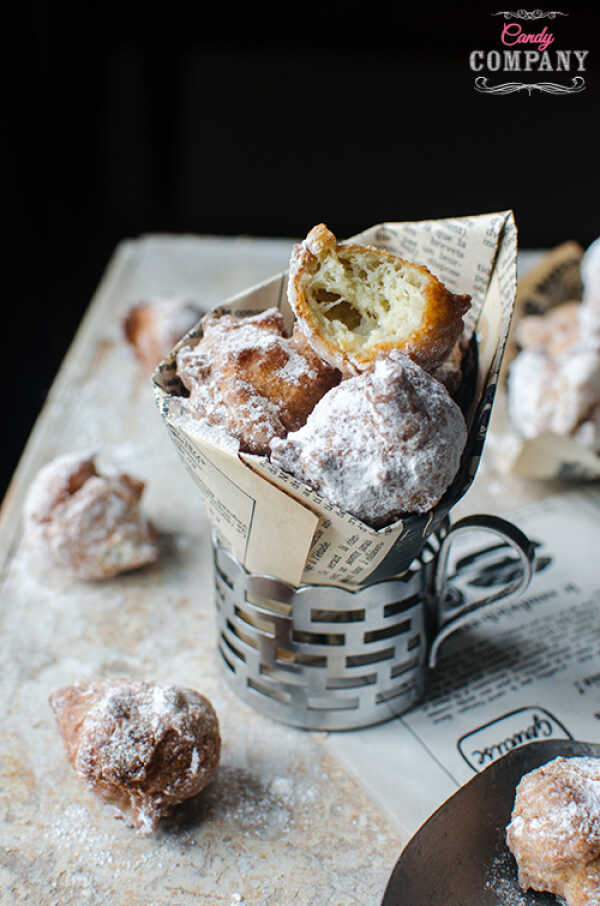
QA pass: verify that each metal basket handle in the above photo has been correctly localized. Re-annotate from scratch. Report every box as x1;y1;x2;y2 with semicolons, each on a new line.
429;514;536;668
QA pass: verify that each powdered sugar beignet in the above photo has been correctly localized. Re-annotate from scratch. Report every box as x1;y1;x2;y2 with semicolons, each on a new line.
176;308;340;455
506;756;600;906
123;296;202;371
508;252;600;452
50;678;221;833
270;354;467;526
24;453;158;580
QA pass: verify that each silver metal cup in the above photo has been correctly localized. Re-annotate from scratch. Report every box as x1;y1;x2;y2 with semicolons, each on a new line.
213;515;535;731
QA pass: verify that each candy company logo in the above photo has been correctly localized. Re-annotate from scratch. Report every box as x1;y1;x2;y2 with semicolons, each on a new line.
469;10;589;95
457;706;572;772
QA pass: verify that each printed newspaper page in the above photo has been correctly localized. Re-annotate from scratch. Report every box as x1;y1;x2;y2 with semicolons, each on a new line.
324;488;600;840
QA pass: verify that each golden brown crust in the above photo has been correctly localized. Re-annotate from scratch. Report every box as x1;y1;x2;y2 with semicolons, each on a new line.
430;338;466;396
288;224;470;375
176;308;340;455
506;756;600;906
123;305;145;346
123;298;202;371
50;678;221;833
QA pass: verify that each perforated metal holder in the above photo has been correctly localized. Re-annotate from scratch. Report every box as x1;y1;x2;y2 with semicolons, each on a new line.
213;513;536;731
213;529;447;731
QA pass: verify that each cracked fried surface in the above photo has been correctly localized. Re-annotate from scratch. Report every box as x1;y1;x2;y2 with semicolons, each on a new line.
176;308;340;454
50;678;221;833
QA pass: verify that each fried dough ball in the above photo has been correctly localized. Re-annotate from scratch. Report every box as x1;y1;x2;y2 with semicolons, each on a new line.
176;308;340;455
506;756;600;906
288;223;471;375
515;300;581;358
508;292;600;452
430;338;467;396
270;353;467;525
508;347;600;441
50;678;221;833
509;244;600;452
123;296;202;371
23;453;159;580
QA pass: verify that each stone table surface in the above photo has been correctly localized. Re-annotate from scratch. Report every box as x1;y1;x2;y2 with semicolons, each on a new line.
0;236;571;906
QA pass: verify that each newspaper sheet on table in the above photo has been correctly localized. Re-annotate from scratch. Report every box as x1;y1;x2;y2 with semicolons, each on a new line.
324;487;600;840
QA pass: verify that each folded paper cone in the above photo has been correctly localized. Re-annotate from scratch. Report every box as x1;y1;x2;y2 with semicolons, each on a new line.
153;213;518;588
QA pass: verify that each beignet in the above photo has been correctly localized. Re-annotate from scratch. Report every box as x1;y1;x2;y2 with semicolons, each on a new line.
430;338;467;396
508;237;600;452
515;300;581;358
506;756;600;906
508;301;600;449
288;224;471;375
176;308;340;455
270;353;467;526
124;296;202;371
50;678;221;833
24;453;158;580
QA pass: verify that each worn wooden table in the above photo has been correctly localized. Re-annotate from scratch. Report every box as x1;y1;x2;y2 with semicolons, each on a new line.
0;237;566;906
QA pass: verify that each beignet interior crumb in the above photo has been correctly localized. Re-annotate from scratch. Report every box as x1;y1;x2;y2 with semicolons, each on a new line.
301;244;429;353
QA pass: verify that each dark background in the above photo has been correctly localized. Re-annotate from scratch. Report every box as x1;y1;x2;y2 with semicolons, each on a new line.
6;1;598;499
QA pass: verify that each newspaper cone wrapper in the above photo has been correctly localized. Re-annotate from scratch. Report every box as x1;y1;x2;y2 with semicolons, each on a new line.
493;241;600;480
153;212;518;588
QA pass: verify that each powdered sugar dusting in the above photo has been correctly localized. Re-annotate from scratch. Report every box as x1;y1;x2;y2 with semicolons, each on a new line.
50;678;220;833
124;296;202;371
176;308;339;455
276;352;316;384
23;453;159;580
509;346;600;446
485;849;531;906
270;354;467;525
169;401;241;453
508;253;600;452
151;298;201;349
508;757;600;849
23;450;97;524
506;757;600;905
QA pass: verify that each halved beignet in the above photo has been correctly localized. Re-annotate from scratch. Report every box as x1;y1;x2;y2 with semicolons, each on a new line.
288;223;471;374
